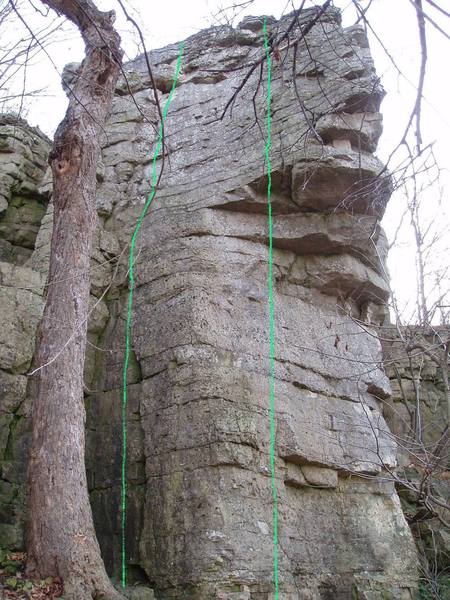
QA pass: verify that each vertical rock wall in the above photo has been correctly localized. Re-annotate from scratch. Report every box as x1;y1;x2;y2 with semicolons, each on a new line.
88;7;417;599
0;115;49;548
0;7;420;600
382;327;450;595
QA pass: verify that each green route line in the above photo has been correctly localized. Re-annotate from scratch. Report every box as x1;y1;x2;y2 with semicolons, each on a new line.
263;17;279;599
121;42;184;589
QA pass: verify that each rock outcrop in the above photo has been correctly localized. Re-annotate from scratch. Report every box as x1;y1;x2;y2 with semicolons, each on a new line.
0;7;420;599
0;114;50;266
0;115;49;548
382;326;450;597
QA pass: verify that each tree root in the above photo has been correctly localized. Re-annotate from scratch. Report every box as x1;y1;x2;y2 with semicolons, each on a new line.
63;573;126;600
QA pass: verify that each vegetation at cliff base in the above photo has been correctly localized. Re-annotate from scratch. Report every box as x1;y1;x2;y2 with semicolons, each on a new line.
0;550;63;600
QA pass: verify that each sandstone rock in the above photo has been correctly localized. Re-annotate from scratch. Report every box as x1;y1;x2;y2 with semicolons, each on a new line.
382;326;450;587
284;462;306;489
87;8;416;596
0;261;45;373
0;115;50;265
122;586;155;600
301;466;338;488
304;253;390;302
315;111;383;153
216;584;251;599
0;5;420;599
291;143;391;216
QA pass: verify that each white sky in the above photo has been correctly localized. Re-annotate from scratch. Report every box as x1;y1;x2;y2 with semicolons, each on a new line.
3;0;450;323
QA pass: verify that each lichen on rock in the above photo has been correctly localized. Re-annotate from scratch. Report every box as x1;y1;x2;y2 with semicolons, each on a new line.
0;6;425;600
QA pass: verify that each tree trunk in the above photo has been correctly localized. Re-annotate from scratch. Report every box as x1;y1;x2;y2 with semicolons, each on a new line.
441;341;450;433
27;2;123;598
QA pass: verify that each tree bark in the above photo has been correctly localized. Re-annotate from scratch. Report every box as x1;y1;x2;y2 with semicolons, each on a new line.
441;340;450;433
27;2;123;598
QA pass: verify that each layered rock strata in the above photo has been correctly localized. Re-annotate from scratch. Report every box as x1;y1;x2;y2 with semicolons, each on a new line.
382;326;450;595
0;115;49;548
88;8;417;598
0;7;419;600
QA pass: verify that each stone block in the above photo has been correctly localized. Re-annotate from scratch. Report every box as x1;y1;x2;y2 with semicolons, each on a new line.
301;466;338;488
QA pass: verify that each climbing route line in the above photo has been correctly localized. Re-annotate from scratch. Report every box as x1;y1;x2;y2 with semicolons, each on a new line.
263;17;279;600
121;42;184;589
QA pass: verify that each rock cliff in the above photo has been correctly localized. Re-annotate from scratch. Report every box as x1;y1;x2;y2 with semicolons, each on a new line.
0;114;49;549
382;327;450;597
0;7;421;599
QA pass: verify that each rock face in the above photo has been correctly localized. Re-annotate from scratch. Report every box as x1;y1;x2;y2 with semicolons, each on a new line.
0;115;50;264
0;7;420;599
0;116;49;548
382;327;450;455
382;327;450;595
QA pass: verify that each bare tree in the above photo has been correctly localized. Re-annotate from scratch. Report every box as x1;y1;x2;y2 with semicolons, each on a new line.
0;0;59;113
25;1;125;598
